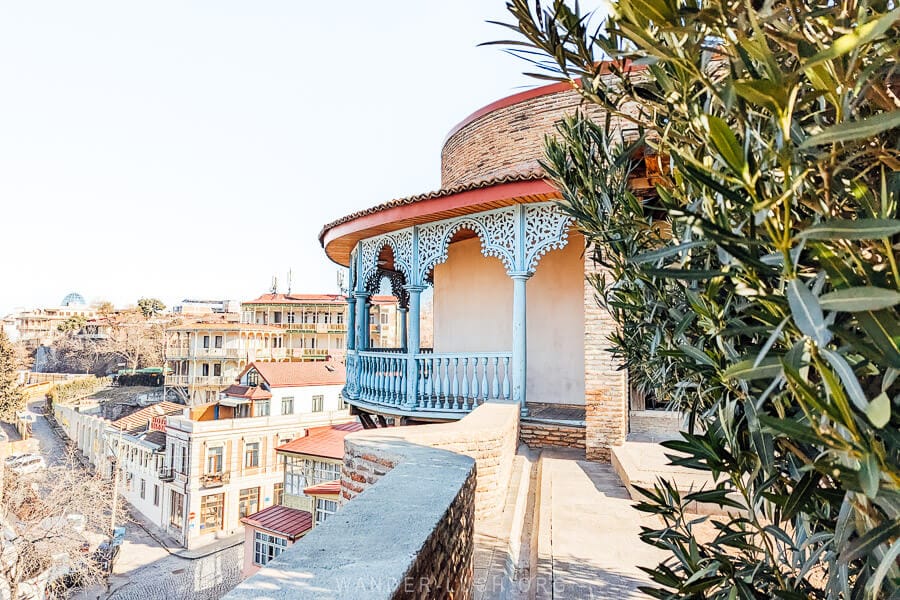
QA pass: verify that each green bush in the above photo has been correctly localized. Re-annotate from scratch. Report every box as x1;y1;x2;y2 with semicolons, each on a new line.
116;372;162;387
499;0;899;597
48;376;111;405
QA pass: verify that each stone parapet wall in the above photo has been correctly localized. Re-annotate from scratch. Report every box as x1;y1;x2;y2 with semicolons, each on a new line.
520;422;585;450
583;255;628;461
224;417;488;600
342;402;519;518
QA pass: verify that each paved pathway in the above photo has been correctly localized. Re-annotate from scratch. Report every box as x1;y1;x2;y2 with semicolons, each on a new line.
537;449;667;599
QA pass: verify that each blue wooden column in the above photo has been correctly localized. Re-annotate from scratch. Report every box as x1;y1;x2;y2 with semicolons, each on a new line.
354;292;368;350
404;285;424;408
346;295;356;352
510;272;530;412
398;307;408;351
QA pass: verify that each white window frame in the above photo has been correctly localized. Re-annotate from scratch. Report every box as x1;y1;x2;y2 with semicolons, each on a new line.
253;531;287;566
315;498;338;525
311;395;324;413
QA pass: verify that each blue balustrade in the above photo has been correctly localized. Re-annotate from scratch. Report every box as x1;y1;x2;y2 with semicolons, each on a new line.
351;350;511;415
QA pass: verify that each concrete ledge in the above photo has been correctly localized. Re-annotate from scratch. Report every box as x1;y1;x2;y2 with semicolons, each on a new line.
225;438;475;600
611;441;728;515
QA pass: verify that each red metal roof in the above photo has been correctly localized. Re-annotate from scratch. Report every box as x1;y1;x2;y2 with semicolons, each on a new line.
110;402;184;434
303;480;341;496
223;385;272;400
276;422;363;459
242;361;346;388
240;505;312;540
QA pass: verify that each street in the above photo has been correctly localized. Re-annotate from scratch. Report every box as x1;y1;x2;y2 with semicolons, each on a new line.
22;397;243;600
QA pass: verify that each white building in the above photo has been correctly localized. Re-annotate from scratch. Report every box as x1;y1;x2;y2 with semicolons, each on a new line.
160;361;351;549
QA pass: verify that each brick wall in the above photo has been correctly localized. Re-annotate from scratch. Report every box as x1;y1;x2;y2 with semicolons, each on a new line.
520;422;585;450
583;254;628;461
441;87;606;189
391;469;475;600
341;402;519;519
224;407;501;600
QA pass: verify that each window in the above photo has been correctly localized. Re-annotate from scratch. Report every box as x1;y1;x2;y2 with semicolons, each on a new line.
315;499;338;525
235;404;250;418
313;461;340;484
255;400;270;417
179;446;187;474
213;363;222;377
140;479;146;499
280;396;294;415
253;531;287;566
380;313;388;325
287;311;296;324
284;456;305;495
153;485;160;507
238;487;259;518
338;395;347;410
202;363;210;376
207;446;223;474
336;312;344;324
273;311;282;324
312;395;324;413
273;483;284;506
203;335;210;349
273;337;283;348
244;442;260;468
169;491;184;528
246;370;260;387
199;493;224;531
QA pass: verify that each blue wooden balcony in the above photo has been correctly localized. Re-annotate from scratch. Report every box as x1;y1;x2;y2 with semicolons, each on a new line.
344;349;512;419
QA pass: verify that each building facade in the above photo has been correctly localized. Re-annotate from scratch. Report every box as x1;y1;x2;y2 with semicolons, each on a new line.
13;293;97;347
317;82;662;460
161;361;351;549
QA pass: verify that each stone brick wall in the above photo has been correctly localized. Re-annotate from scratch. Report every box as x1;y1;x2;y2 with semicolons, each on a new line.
223;408;497;600
342;402;519;519
441;87;606;189
583;254;628;461
391;469;475;600
520;422;585;450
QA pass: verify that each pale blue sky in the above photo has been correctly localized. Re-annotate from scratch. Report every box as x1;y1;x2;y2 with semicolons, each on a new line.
0;1;603;315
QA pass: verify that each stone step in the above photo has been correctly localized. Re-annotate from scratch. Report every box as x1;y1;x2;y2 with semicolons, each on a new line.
611;440;729;515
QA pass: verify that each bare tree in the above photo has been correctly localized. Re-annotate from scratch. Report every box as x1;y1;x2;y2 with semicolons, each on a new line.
100;311;164;372
1;451;114;599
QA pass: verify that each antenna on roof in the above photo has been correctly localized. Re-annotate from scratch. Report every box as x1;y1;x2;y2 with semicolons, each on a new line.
270;276;278;295
287;270;292;295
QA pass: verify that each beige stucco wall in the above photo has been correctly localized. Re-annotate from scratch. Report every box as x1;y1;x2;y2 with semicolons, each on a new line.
432;230;586;405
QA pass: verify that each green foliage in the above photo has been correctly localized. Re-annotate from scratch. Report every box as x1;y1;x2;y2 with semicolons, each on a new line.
57;315;87;334
47;376;110;405
0;330;25;422
498;0;899;597
137;298;166;318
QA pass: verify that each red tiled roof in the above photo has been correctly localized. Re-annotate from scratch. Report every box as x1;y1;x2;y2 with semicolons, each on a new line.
318;169;546;243
223;385;272;400
110;401;184;434
276;422;363;459
240;505;312;540
244;361;346;388
242;294;348;305
303;480;341;496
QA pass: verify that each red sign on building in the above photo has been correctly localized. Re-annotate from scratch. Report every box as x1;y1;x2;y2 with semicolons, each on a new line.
149;416;167;432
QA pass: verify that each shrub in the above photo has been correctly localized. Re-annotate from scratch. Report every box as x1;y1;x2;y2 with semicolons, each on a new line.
498;0;899;596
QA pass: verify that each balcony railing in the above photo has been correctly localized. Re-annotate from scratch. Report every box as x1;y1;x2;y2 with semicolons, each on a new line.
200;471;230;488
164;375;229;387
352;350;511;415
159;467;175;482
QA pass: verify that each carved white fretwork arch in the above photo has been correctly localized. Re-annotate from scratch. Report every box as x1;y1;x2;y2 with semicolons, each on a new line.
358;229;414;289
355;202;573;289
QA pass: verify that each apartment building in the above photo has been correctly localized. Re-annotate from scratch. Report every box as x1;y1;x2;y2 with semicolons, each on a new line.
239;421;360;577
13;292;97;347
161;361;351;549
240;293;401;356
164;319;285;404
